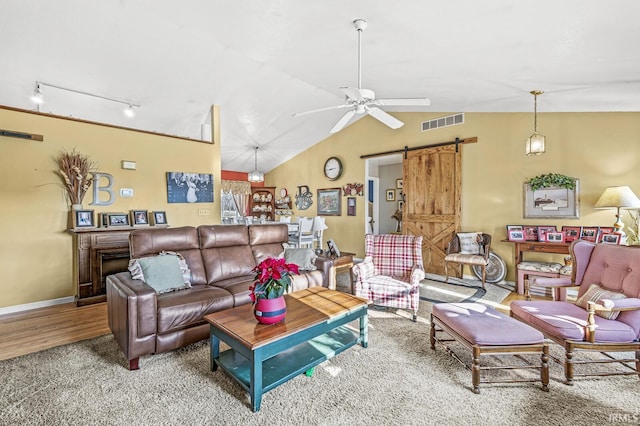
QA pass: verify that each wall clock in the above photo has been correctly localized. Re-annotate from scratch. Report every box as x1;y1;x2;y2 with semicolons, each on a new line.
323;157;343;181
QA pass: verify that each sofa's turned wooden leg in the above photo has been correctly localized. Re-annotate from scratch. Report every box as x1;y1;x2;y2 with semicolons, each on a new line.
541;345;550;392
412;311;417;322
129;358;140;370
429;319;436;350
472;347;481;394
564;344;574;385
636;351;640;379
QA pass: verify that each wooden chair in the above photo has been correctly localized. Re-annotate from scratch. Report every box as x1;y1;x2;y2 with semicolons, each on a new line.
443;233;492;288
511;240;640;384
287;217;314;248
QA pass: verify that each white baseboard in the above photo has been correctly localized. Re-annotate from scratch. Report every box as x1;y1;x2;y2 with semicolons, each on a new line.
0;296;75;316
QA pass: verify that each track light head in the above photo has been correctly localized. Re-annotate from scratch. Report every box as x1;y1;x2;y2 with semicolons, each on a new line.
124;105;135;118
30;84;44;104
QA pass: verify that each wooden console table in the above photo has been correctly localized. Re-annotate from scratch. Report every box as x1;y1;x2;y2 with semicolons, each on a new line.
319;252;355;292
502;239;570;267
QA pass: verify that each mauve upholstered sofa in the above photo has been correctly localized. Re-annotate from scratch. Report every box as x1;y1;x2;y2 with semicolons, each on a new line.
106;224;332;370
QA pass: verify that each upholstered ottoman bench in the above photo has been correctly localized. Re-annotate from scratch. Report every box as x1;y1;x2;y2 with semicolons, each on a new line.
430;303;549;393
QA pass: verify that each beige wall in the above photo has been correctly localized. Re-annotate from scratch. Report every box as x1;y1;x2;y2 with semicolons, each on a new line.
267;112;640;280
2;108;639;309
0;107;221;308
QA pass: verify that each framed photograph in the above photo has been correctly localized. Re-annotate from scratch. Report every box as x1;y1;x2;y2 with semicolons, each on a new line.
537;226;557;242
73;209;95;228
317;188;342;216
131;210;149;226
398;200;404;210
107;213;130;227
580;226;598;242
396;178;403;189
506;225;523;232
523;180;580;219
562;226;582;243
597;226;615;242
166;172;214;203
151;211;168;226
508;229;526;241
347;197;356;216
546;232;565;243
386;189;395;202
327;238;341;257
601;233;621;245
523;225;539;241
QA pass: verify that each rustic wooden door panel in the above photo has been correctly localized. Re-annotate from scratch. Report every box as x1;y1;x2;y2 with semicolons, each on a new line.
403;145;461;275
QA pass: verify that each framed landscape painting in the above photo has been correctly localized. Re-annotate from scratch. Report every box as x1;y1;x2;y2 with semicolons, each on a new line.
523;180;580;219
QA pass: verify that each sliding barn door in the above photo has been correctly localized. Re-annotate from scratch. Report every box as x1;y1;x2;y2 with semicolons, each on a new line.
403;145;461;275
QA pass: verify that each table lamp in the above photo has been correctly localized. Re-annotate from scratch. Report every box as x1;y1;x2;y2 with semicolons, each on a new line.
312;216;328;254
594;186;640;242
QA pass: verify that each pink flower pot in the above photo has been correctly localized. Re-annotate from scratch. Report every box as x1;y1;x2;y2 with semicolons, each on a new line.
254;296;287;324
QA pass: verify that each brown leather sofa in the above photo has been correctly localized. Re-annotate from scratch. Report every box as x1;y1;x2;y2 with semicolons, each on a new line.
106;223;333;370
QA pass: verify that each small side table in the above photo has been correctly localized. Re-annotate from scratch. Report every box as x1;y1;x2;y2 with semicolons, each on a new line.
319;252;354;292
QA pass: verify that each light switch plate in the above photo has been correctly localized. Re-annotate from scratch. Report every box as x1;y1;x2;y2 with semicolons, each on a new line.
121;160;136;170
120;188;134;197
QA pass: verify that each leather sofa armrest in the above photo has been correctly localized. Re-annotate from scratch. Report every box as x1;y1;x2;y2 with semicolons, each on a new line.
106;271;158;364
314;256;334;288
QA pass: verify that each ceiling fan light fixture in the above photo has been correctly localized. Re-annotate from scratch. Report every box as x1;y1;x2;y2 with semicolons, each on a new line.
247;146;264;183
526;90;546;156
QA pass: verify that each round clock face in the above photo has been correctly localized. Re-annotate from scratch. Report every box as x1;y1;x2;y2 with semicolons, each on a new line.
323;157;343;181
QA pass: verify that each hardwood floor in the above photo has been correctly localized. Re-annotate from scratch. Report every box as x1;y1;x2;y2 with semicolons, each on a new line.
0;289;541;362
0;302;109;361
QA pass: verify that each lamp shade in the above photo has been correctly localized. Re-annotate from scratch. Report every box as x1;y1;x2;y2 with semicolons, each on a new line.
525;132;546;156
594;186;640;209
247;170;264;183
312;216;328;232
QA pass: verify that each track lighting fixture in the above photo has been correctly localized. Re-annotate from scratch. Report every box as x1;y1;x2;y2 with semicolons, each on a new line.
29;81;139;118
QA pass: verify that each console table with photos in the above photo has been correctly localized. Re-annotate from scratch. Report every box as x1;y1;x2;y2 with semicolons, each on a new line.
502;239;570;268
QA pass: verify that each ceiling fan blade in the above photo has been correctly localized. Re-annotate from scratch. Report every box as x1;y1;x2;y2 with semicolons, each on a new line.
329;110;356;133
366;107;404;129
375;98;431;106
292;104;350;118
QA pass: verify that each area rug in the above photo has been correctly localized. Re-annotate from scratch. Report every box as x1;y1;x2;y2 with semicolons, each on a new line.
1;287;638;425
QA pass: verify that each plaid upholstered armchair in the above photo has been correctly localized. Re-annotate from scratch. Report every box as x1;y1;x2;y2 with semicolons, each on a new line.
352;234;425;321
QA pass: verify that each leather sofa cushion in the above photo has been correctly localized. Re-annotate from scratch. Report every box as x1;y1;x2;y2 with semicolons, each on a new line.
156;285;234;334
250;224;289;263
129;226;207;285
211;275;255;306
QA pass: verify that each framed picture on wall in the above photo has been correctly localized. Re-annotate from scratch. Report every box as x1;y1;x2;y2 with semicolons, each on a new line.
523;180;580;219
151;211;168;226
317;188;342;216
347;197;356;216
386;189;395;201
396;179;403;189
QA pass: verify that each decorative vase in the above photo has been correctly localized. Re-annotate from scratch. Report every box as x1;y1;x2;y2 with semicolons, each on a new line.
254;296;287;324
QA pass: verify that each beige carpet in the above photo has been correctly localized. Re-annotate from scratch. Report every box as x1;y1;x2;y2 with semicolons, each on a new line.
1;281;638;425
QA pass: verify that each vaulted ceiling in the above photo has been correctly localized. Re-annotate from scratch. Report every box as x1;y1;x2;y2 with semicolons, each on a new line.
3;1;640;173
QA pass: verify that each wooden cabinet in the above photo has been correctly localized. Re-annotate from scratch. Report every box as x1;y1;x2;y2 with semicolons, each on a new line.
250;186;275;221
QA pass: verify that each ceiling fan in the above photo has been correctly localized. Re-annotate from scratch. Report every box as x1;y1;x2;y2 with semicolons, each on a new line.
292;19;431;134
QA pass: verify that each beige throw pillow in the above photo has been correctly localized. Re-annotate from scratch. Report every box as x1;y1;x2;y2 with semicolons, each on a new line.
457;232;481;254
575;283;626;320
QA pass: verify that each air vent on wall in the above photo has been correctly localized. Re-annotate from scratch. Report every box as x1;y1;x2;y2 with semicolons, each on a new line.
421;113;464;132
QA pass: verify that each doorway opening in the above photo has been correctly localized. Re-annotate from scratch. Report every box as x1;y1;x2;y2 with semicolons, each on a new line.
364;154;403;235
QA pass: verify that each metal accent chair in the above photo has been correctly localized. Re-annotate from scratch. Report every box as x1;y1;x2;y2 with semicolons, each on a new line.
443;232;492;288
511;239;640;384
352;234;425;321
287;217;314;248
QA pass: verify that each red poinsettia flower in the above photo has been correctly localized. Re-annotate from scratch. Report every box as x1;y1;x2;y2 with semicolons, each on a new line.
250;256;300;304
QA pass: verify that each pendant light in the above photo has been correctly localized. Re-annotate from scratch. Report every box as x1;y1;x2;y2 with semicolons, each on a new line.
525;90;546;156
247;146;264;183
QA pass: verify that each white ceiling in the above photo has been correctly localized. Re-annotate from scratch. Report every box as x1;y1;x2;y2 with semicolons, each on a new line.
2;1;640;173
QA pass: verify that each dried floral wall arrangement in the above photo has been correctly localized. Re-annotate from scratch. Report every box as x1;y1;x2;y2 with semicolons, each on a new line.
55;148;96;206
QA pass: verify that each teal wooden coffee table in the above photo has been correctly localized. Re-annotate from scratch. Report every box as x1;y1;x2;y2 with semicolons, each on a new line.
204;287;369;412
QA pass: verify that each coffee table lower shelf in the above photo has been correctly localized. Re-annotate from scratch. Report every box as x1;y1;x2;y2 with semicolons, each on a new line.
215;326;359;395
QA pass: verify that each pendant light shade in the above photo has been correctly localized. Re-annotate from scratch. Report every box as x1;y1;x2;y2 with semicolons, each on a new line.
526;90;546;156
248;146;264;183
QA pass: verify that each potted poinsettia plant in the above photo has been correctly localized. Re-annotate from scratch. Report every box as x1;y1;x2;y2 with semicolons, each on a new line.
250;257;299;324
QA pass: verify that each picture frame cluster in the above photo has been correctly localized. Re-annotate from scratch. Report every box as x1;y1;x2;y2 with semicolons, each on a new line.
72;210;168;229
506;225;619;244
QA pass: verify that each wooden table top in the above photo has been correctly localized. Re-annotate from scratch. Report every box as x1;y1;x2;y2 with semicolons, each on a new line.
204;287;369;350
